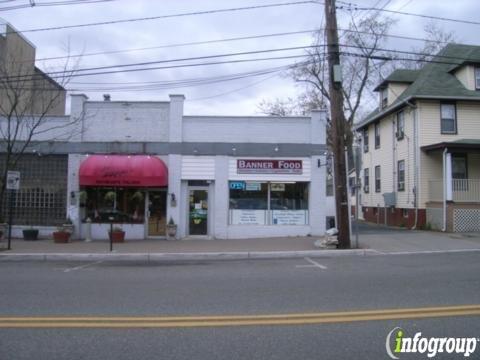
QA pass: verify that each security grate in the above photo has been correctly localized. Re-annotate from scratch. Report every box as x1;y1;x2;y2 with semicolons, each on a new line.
453;208;480;233
0;154;68;226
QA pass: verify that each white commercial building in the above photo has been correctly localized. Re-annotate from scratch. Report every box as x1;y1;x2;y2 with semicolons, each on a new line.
3;94;328;240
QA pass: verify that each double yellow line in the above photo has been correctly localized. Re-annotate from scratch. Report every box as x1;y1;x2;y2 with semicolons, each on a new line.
1;305;479;328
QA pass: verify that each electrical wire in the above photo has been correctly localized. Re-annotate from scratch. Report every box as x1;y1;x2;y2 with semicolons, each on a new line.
3;1;318;34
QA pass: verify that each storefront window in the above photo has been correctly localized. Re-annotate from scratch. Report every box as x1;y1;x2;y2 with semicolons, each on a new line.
228;181;309;225
81;188;145;223
270;182;308;210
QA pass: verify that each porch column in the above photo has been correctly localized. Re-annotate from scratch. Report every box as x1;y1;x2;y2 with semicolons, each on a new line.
445;152;453;201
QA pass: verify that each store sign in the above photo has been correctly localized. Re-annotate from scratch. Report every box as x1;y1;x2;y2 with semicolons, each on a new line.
245;182;262;191
237;160;303;174
6;171;20;190
230;210;266;225
270;183;285;192
229;181;245;190
272;210;308;225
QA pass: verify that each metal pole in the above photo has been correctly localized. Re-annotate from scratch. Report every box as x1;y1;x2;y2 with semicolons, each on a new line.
7;189;14;250
109;217;114;252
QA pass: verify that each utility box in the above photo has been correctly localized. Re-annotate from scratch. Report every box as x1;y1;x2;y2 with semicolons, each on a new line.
383;192;396;207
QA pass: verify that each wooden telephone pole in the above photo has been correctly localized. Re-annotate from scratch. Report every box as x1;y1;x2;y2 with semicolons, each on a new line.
325;0;351;248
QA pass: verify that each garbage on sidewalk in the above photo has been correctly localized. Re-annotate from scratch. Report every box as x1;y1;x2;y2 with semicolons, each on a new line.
314;228;339;249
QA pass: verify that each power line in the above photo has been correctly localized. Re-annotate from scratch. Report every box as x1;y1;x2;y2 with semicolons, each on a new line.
0;0;115;11
27;27;455;66
5;1;318;34
33;29;316;63
337;2;480;26
3;41;472;83
3;45;322;81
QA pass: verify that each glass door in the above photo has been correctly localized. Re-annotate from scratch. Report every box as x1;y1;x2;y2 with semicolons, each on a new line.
188;188;208;236
147;190;167;237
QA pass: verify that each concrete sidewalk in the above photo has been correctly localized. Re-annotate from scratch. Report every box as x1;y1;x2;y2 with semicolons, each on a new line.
1;227;480;262
0;237;372;261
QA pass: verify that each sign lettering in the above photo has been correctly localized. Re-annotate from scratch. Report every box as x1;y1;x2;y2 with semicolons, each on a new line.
237;160;302;174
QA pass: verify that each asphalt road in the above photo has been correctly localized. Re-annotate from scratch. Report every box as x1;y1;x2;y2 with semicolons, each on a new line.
1;253;479;359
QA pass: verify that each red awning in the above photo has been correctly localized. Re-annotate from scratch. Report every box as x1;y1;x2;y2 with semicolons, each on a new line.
79;155;168;187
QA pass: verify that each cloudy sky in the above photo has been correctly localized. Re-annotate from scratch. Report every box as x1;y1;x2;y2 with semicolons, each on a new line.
0;0;478;115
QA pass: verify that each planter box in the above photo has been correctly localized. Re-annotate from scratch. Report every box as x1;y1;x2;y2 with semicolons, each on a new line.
166;225;177;240
109;231;125;243
53;231;71;243
23;229;39;241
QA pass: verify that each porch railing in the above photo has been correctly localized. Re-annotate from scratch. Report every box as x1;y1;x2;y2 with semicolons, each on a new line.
452;179;480;202
428;179;480;203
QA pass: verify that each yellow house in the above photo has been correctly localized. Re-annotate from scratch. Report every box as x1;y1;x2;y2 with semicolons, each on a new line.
355;43;480;232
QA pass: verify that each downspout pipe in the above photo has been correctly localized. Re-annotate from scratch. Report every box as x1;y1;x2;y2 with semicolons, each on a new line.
406;101;419;229
442;148;448;232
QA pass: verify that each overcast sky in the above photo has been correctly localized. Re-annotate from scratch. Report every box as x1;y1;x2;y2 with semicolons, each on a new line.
0;0;479;115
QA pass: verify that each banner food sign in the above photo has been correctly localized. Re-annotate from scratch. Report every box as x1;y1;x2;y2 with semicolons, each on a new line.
237;160;302;174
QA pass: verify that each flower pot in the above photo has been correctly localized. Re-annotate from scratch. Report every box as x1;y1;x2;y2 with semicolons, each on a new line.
166;224;177;240
53;231;70;243
109;231;125;243
0;223;6;240
23;229;39;241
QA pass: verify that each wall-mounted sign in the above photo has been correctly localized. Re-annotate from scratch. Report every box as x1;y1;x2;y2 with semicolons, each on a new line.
237;160;302;174
272;210;308;225
270;183;285;192
245;182;262;191
230;210;266;225
6;171;20;190
229;181;245;190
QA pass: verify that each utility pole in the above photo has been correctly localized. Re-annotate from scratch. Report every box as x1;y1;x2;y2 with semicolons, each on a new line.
325;0;351;248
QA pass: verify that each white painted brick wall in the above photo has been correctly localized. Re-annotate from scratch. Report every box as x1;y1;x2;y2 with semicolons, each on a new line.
183;116;312;143
80;101;170;142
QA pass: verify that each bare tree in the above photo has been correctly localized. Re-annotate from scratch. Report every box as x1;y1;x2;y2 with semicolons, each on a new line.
0;42;81;216
258;13;395;147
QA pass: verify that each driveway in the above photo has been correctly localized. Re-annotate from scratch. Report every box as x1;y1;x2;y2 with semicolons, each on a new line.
355;221;480;253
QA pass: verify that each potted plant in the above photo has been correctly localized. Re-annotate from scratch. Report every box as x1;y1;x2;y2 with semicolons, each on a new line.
0;216;6;240
23;225;39;241
166;217;177;240
52;225;71;243
109;226;125;243
61;217;74;234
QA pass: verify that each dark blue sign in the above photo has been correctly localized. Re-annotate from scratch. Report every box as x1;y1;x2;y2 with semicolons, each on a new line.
229;181;245;190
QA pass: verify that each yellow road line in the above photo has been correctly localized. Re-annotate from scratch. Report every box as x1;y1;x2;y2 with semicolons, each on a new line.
1;305;479;328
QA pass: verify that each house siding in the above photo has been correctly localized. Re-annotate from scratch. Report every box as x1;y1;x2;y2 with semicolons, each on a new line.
453;65;476;91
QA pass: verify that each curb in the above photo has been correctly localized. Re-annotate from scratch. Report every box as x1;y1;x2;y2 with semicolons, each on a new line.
0;249;374;262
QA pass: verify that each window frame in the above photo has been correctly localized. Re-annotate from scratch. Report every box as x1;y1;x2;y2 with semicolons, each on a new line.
380;88;388;109
375;165;381;193
397;160;405;192
363;127;369;153
363;168;369;193
475;67;480;90
440;102;457;135
374;122;380;149
396;110;405;140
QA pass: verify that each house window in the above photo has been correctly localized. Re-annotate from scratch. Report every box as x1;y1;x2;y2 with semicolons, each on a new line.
475;67;480;90
452;154;468;179
380;88;388;108
402;208;409;218
374;123;380;149
397;160;405;191
363;128;369;153
396;111;404;140
375;166;381;193
364;168;369;193
440;103;457;134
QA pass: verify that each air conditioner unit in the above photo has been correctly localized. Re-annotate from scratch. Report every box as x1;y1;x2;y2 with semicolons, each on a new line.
364;185;369;193
396;131;404;140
